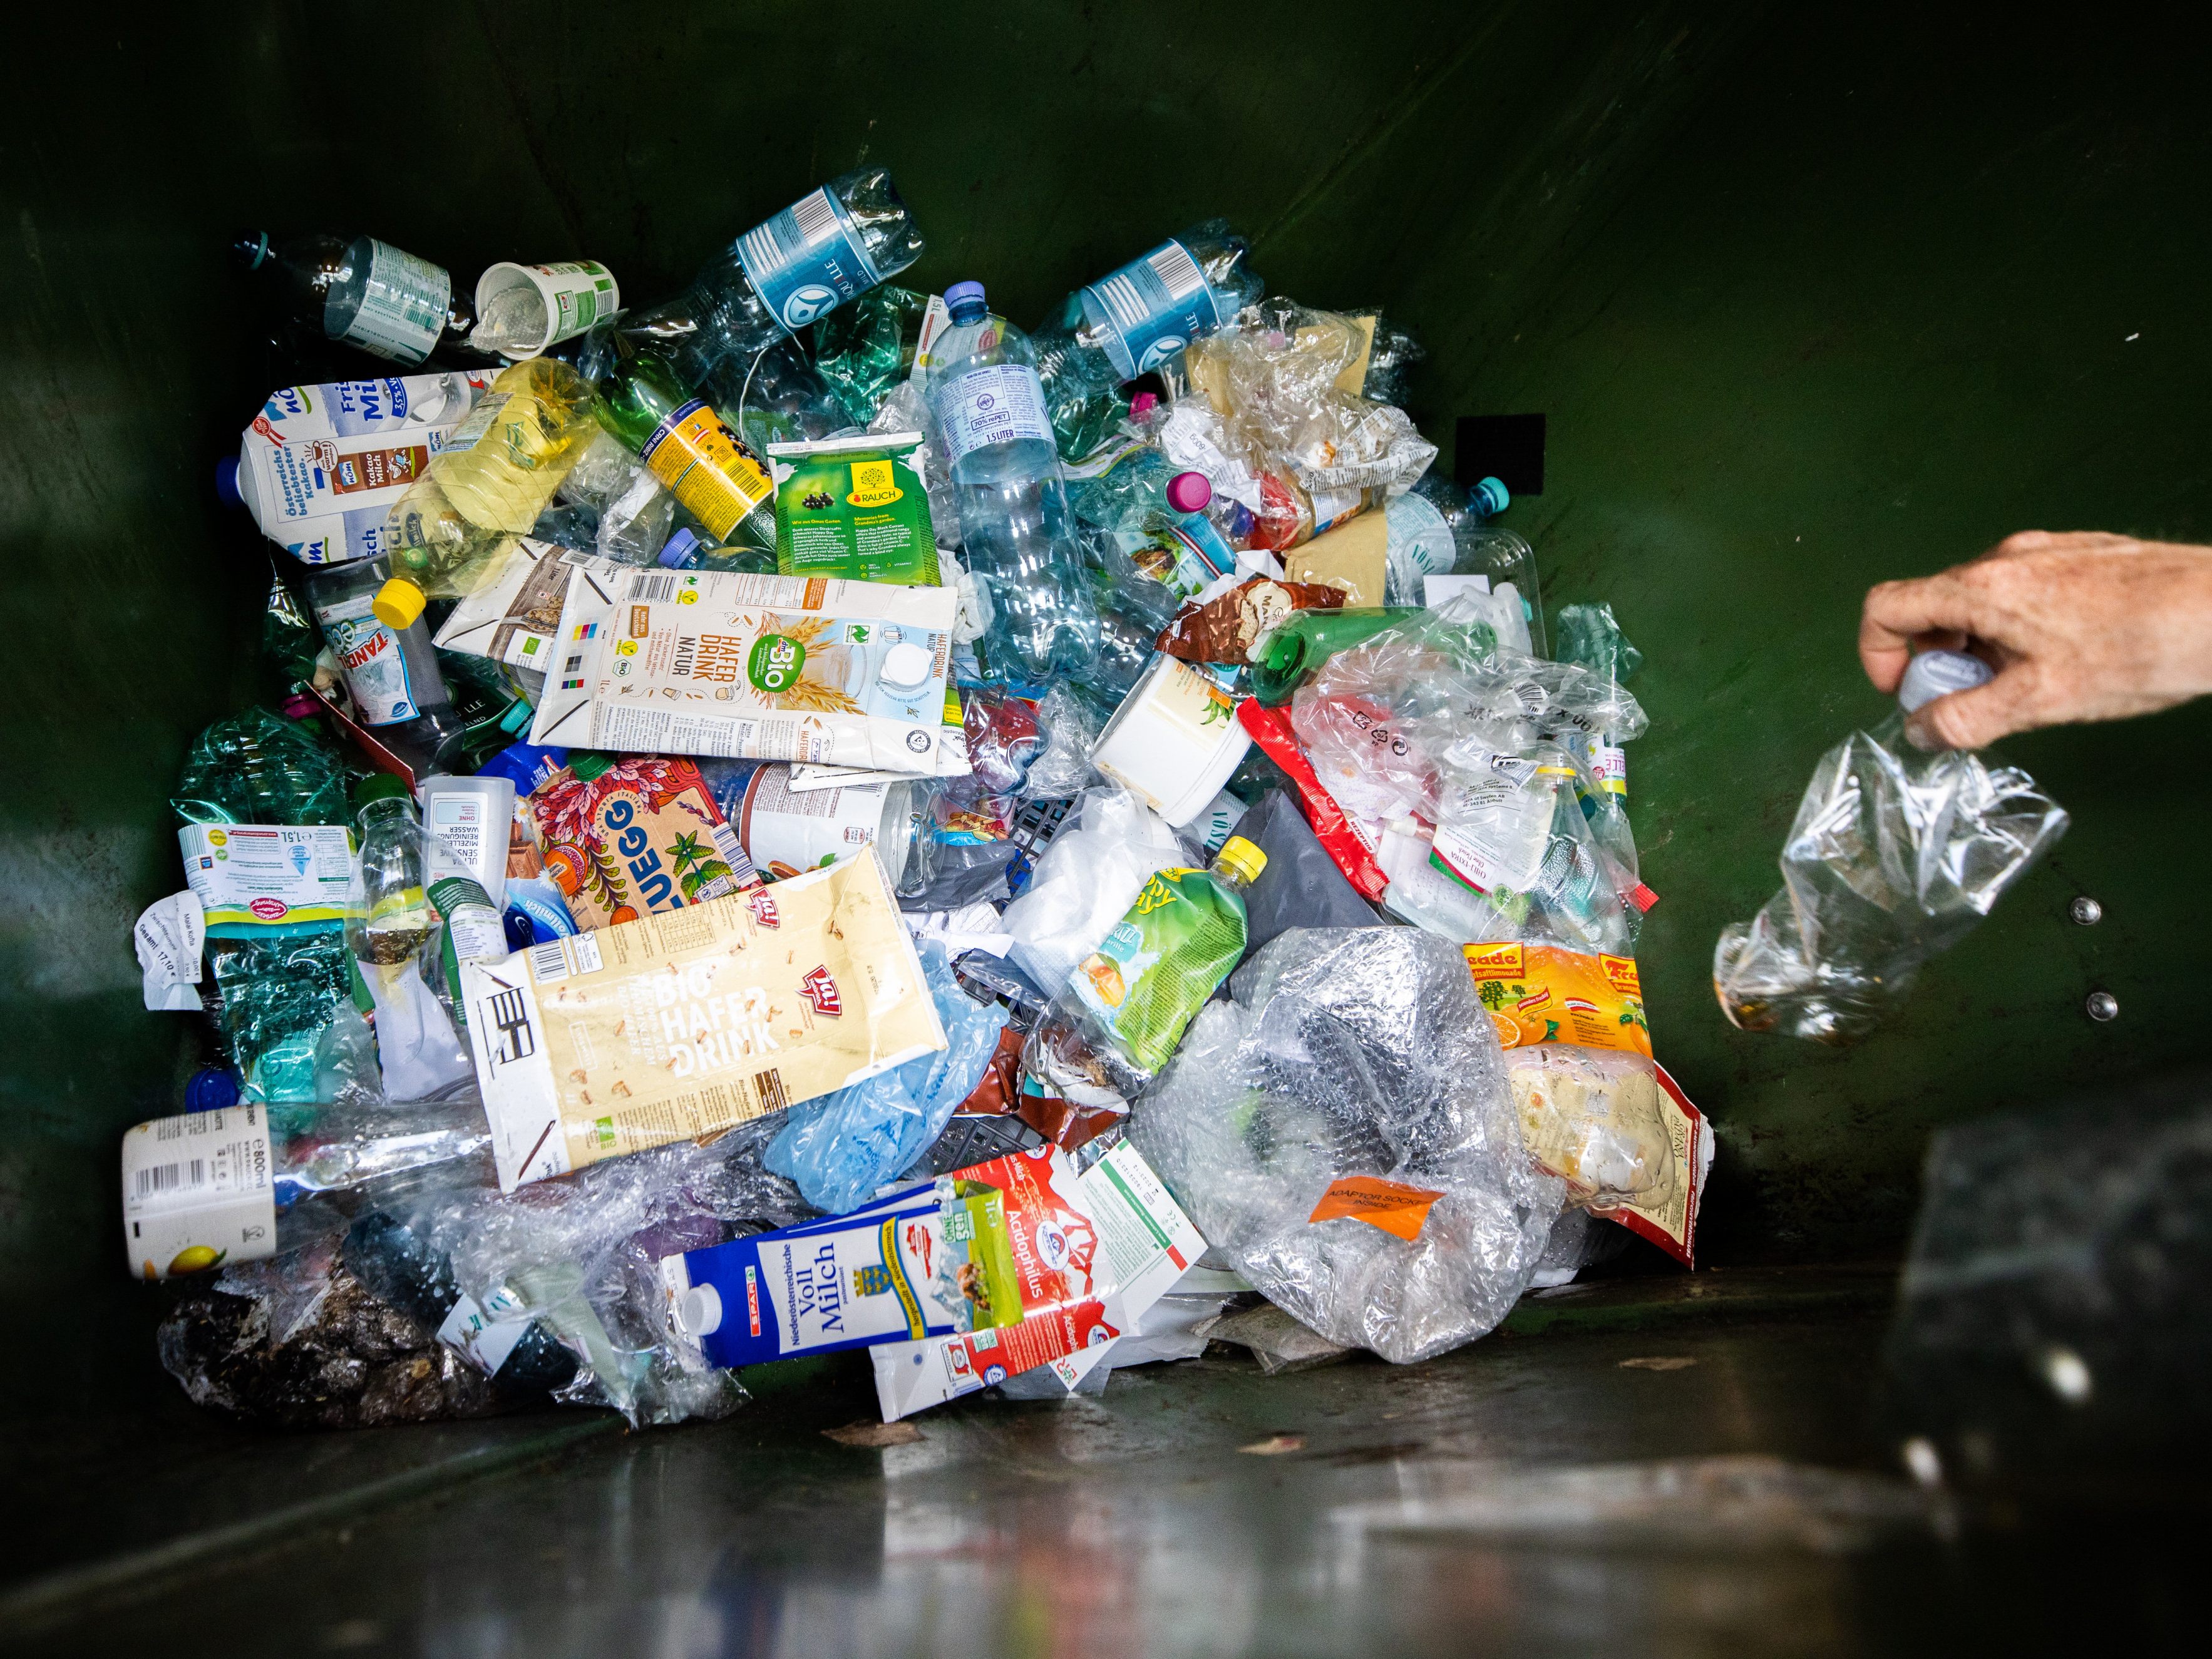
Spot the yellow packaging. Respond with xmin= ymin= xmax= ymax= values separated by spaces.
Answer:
xmin=640 ymin=399 xmax=775 ymax=539
xmin=460 ymin=853 xmax=944 ymax=1189
xmin=1462 ymin=942 xmax=1650 ymax=1056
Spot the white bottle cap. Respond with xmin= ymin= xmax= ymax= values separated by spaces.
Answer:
xmin=1898 ymin=649 xmax=1993 ymax=713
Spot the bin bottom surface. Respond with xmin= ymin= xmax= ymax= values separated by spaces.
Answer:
xmin=5 ymin=1266 xmax=2185 ymax=1656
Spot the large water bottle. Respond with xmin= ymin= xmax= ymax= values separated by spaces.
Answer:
xmin=926 ymin=282 xmax=1100 ymax=686
xmin=1032 ymin=221 xmax=1264 ymax=461
xmin=1383 ymin=474 xmax=1546 ymax=655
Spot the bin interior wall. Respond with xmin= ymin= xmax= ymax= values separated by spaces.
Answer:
xmin=3 ymin=1 xmax=2207 ymax=1422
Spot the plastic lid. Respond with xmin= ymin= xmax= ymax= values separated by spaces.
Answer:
xmin=498 ymin=697 xmax=534 ymax=735
xmin=1472 ymin=476 xmax=1510 ymax=518
xmin=658 ymin=528 xmax=701 ymax=569
xmin=372 ymin=577 xmax=427 ymax=630
xmin=1166 ymin=471 xmax=1212 ymax=514
xmin=185 ymin=1066 xmax=239 ymax=1114
xmin=1129 ymin=391 xmax=1160 ymax=421
xmin=1898 ymin=649 xmax=1993 ymax=714
xmin=231 ymin=231 xmax=272 ymax=271
xmin=214 ymin=456 xmax=242 ymax=507
xmin=1214 ymin=835 xmax=1268 ymax=885
xmin=567 ymin=752 xmax=612 ymax=782
xmin=944 ymin=280 xmax=987 ymax=317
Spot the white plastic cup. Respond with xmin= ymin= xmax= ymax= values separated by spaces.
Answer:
xmin=474 ymin=260 xmax=621 ymax=358
xmin=1091 ymin=657 xmax=1253 ymax=829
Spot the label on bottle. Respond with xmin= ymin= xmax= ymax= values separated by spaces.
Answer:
xmin=1429 ymin=756 xmax=1577 ymax=895
xmin=442 ymin=391 xmax=513 ymax=455
xmin=436 ymin=1286 xmax=534 ymax=1377
xmin=180 ymin=824 xmax=358 ymax=935
xmin=734 ymin=187 xmax=883 ymax=335
xmin=1080 ymin=239 xmax=1224 ymax=380
xmin=639 ymin=399 xmax=774 ymax=539
xmin=314 ymin=590 xmax=420 ymax=725
xmin=120 ymin=1106 xmax=279 ymax=1281
xmin=1385 ymin=491 xmax=1457 ymax=577
xmin=937 ymin=364 xmax=1053 ymax=463
xmin=424 ymin=791 xmax=502 ymax=891
xmin=338 ymin=240 xmax=451 ymax=366
xmin=430 ymin=875 xmax=508 ymax=965
xmin=1306 ymin=484 xmax=1366 ymax=539
xmin=1583 ymin=735 xmax=1628 ymax=798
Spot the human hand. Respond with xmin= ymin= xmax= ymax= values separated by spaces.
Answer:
xmin=1858 ymin=530 xmax=2212 ymax=748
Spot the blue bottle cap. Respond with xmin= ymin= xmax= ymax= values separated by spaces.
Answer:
xmin=1898 ymin=649 xmax=1993 ymax=714
xmin=658 ymin=528 xmax=701 ymax=569
xmin=498 ymin=697 xmax=534 ymax=735
xmin=1472 ymin=476 xmax=1510 ymax=518
xmin=185 ymin=1066 xmax=240 ymax=1114
xmin=944 ymin=280 xmax=987 ymax=319
xmin=215 ymin=456 xmax=242 ymax=507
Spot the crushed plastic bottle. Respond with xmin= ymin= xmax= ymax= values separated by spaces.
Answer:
xmin=1032 ymin=220 xmax=1264 ymax=460
xmin=1714 ymin=651 xmax=2069 ymax=1043
xmin=233 ymin=229 xmax=489 ymax=367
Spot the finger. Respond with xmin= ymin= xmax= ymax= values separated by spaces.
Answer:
xmin=1903 ymin=667 xmax=2041 ymax=751
xmin=1859 ymin=575 xmax=1977 ymax=691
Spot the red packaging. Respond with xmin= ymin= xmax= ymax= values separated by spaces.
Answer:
xmin=1237 ymin=701 xmax=1389 ymax=901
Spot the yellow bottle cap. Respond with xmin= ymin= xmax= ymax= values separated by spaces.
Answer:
xmin=373 ymin=577 xmax=428 ymax=630
xmin=1215 ymin=835 xmax=1267 ymax=885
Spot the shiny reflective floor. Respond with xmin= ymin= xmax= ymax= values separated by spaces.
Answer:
xmin=5 ymin=1268 xmax=2188 ymax=1656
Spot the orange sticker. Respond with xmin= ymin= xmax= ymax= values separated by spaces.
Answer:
xmin=1464 ymin=942 xmax=1652 ymax=1056
xmin=1308 ymin=1176 xmax=1446 ymax=1241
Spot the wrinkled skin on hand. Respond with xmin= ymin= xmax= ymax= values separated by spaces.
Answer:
xmin=1860 ymin=530 xmax=2212 ymax=748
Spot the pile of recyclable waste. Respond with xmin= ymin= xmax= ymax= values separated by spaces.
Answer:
xmin=128 ymin=177 xmax=1721 ymax=1430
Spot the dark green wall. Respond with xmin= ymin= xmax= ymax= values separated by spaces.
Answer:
xmin=3 ymin=1 xmax=2204 ymax=1419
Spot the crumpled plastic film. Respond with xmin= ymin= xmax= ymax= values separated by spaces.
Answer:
xmin=1129 ymin=927 xmax=1563 ymax=1364
xmin=436 ymin=1123 xmax=816 ymax=1426
xmin=1504 ymin=1047 xmax=1675 ymax=1211
xmin=766 ymin=942 xmax=1011 ymax=1213
xmin=1714 ymin=717 xmax=2069 ymax=1044
xmin=1183 ymin=299 xmax=1437 ymax=533
xmin=999 ymin=789 xmax=1190 ymax=995
xmin=1290 ymin=595 xmax=1647 ymax=826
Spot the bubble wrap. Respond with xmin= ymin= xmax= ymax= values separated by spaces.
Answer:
xmin=1129 ymin=927 xmax=1562 ymax=1363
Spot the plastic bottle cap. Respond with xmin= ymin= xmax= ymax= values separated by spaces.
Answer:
xmin=567 ymin=752 xmax=612 ymax=782
xmin=1166 ymin=471 xmax=1213 ymax=514
xmin=214 ymin=456 xmax=242 ymax=507
xmin=1473 ymin=476 xmax=1510 ymax=518
xmin=354 ymin=773 xmax=409 ymax=810
xmin=944 ymin=280 xmax=987 ymax=319
xmin=1129 ymin=391 xmax=1160 ymax=421
xmin=1215 ymin=835 xmax=1268 ymax=886
xmin=373 ymin=577 xmax=428 ymax=630
xmin=658 ymin=528 xmax=701 ymax=569
xmin=1898 ymin=649 xmax=1993 ymax=713
xmin=185 ymin=1066 xmax=240 ymax=1114
xmin=498 ymin=698 xmax=534 ymax=735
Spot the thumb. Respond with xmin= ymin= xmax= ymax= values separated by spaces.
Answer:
xmin=1905 ymin=666 xmax=2040 ymax=751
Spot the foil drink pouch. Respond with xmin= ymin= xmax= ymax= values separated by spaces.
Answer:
xmin=769 ymin=432 xmax=940 ymax=586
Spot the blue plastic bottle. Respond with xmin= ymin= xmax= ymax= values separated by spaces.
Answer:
xmin=925 ymin=281 xmax=1100 ymax=686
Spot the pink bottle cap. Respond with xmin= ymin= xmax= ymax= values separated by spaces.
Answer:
xmin=1129 ymin=391 xmax=1159 ymax=421
xmin=1166 ymin=471 xmax=1212 ymax=513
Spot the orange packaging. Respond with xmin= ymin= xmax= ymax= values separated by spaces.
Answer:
xmin=1463 ymin=942 xmax=1650 ymax=1057
xmin=1308 ymin=1176 xmax=1446 ymax=1241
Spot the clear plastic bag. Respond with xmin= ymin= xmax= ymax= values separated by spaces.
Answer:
xmin=1289 ymin=595 xmax=1647 ymax=828
xmin=999 ymin=788 xmax=1191 ymax=996
xmin=1019 ymin=686 xmax=1103 ymax=799
xmin=1714 ymin=716 xmax=2069 ymax=1043
xmin=1183 ymin=297 xmax=1438 ymax=542
xmin=764 ymin=942 xmax=1011 ymax=1213
xmin=1128 ymin=927 xmax=1562 ymax=1363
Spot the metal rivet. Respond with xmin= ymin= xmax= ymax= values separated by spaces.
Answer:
xmin=2086 ymin=991 xmax=2119 ymax=1022
xmin=2069 ymin=896 xmax=2102 ymax=925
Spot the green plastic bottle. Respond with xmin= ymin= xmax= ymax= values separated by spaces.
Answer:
xmin=1251 ymin=609 xmax=1424 ymax=707
xmin=1068 ymin=834 xmax=1268 ymax=1076
xmin=593 ymin=352 xmax=777 ymax=552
